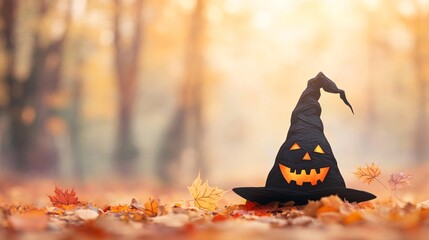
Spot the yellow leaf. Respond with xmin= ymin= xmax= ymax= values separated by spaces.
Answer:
xmin=188 ymin=172 xmax=224 ymax=211
xmin=144 ymin=198 xmax=159 ymax=217
xmin=354 ymin=163 xmax=381 ymax=184
xmin=109 ymin=205 xmax=130 ymax=213
xmin=320 ymin=195 xmax=344 ymax=211
xmin=303 ymin=200 xmax=322 ymax=217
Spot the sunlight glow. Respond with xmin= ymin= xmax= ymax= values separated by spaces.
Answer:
xmin=71 ymin=0 xmax=87 ymax=19
xmin=224 ymin=0 xmax=242 ymax=14
xmin=252 ymin=11 xmax=272 ymax=30
xmin=397 ymin=0 xmax=416 ymax=17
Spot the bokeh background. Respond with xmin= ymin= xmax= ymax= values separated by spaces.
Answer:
xmin=1 ymin=0 xmax=429 ymax=192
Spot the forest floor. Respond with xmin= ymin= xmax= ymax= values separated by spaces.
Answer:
xmin=1 ymin=169 xmax=429 ymax=240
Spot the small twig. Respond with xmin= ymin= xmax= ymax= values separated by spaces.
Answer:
xmin=392 ymin=188 xmax=407 ymax=204
xmin=374 ymin=177 xmax=390 ymax=192
xmin=374 ymin=177 xmax=393 ymax=202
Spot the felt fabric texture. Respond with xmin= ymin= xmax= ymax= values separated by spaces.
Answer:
xmin=233 ymin=72 xmax=376 ymax=205
xmin=233 ymin=187 xmax=376 ymax=205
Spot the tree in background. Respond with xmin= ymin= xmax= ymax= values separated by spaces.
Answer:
xmin=390 ymin=1 xmax=429 ymax=163
xmin=157 ymin=0 xmax=207 ymax=184
xmin=113 ymin=0 xmax=143 ymax=175
xmin=1 ymin=0 xmax=71 ymax=174
xmin=0 ymin=0 xmax=17 ymax=170
xmin=410 ymin=5 xmax=429 ymax=163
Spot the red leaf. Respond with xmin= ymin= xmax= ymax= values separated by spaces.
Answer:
xmin=48 ymin=186 xmax=80 ymax=208
xmin=212 ymin=214 xmax=229 ymax=222
xmin=241 ymin=201 xmax=258 ymax=211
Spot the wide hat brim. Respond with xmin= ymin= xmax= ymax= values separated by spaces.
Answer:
xmin=233 ymin=186 xmax=376 ymax=205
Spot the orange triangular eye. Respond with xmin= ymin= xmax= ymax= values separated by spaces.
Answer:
xmin=314 ymin=145 xmax=325 ymax=154
xmin=290 ymin=143 xmax=301 ymax=150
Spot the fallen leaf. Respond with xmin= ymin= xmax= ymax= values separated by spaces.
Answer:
xmin=320 ymin=195 xmax=344 ymax=211
xmin=241 ymin=201 xmax=258 ymax=211
xmin=357 ymin=201 xmax=374 ymax=209
xmin=144 ymin=198 xmax=159 ymax=217
xmin=304 ymin=200 xmax=322 ymax=217
xmin=212 ymin=214 xmax=229 ymax=222
xmin=339 ymin=201 xmax=358 ymax=215
xmin=316 ymin=205 xmax=338 ymax=215
xmin=48 ymin=186 xmax=80 ymax=208
xmin=403 ymin=202 xmax=417 ymax=213
xmin=130 ymin=198 xmax=144 ymax=211
xmin=354 ymin=163 xmax=381 ymax=184
xmin=188 ymin=173 xmax=224 ymax=211
xmin=108 ymin=205 xmax=130 ymax=213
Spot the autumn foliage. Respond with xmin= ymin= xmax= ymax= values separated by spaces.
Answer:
xmin=1 ymin=169 xmax=429 ymax=239
xmin=48 ymin=186 xmax=80 ymax=208
xmin=188 ymin=173 xmax=224 ymax=211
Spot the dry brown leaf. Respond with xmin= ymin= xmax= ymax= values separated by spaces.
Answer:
xmin=320 ymin=195 xmax=344 ymax=210
xmin=304 ymin=200 xmax=323 ymax=217
xmin=188 ymin=173 xmax=224 ymax=211
xmin=144 ymin=198 xmax=159 ymax=217
xmin=354 ymin=163 xmax=381 ymax=184
xmin=130 ymin=198 xmax=144 ymax=211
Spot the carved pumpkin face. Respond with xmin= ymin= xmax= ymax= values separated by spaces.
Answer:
xmin=278 ymin=142 xmax=330 ymax=186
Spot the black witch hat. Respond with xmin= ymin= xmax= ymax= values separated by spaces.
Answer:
xmin=233 ymin=72 xmax=376 ymax=205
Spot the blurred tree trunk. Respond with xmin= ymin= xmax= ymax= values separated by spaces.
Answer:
xmin=412 ymin=9 xmax=429 ymax=163
xmin=157 ymin=0 xmax=207 ymax=184
xmin=0 ymin=0 xmax=18 ymax=169
xmin=2 ymin=0 xmax=71 ymax=174
xmin=70 ymin=76 xmax=83 ymax=179
xmin=388 ymin=1 xmax=429 ymax=163
xmin=362 ymin=5 xmax=388 ymax=155
xmin=113 ymin=0 xmax=143 ymax=175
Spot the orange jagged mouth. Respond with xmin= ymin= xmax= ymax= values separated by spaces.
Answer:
xmin=279 ymin=164 xmax=330 ymax=186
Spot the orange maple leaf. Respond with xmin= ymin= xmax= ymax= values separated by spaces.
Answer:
xmin=354 ymin=163 xmax=381 ymax=184
xmin=48 ymin=186 xmax=80 ymax=208
xmin=143 ymin=198 xmax=160 ymax=217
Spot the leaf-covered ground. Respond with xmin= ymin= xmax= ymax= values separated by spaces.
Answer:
xmin=1 ymin=171 xmax=429 ymax=240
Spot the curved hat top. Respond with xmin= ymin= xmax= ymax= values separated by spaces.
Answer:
xmin=288 ymin=72 xmax=353 ymax=137
xmin=233 ymin=72 xmax=376 ymax=205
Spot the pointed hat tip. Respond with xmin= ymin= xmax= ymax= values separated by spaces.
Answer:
xmin=317 ymin=72 xmax=325 ymax=77
xmin=308 ymin=72 xmax=354 ymax=115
